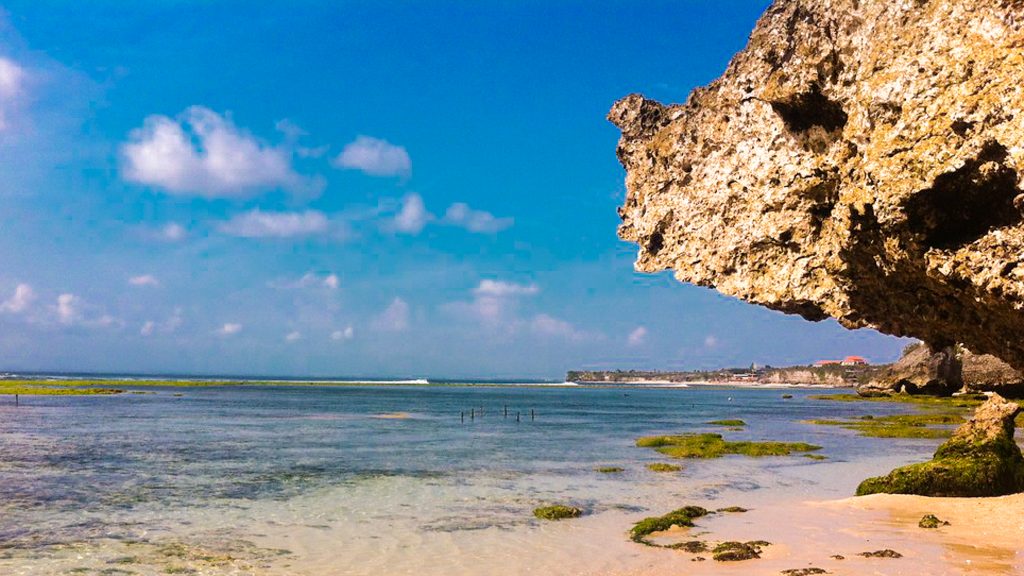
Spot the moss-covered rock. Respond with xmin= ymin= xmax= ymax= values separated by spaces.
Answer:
xmin=595 ymin=466 xmax=625 ymax=473
xmin=781 ymin=569 xmax=827 ymax=576
xmin=858 ymin=549 xmax=902 ymax=558
xmin=629 ymin=506 xmax=708 ymax=543
xmin=533 ymin=505 xmax=583 ymax=520
xmin=918 ymin=514 xmax=949 ymax=528
xmin=711 ymin=541 xmax=768 ymax=561
xmin=666 ymin=540 xmax=708 ymax=553
xmin=805 ymin=413 xmax=963 ymax=439
xmin=637 ymin=433 xmax=820 ymax=458
xmin=708 ymin=419 xmax=746 ymax=426
xmin=857 ymin=394 xmax=1024 ymax=497
xmin=646 ymin=462 xmax=682 ymax=472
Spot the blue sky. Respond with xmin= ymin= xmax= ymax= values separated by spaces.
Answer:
xmin=0 ymin=1 xmax=910 ymax=379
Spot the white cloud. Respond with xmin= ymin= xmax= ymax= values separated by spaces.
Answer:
xmin=0 ymin=283 xmax=35 ymax=314
xmin=121 ymin=106 xmax=320 ymax=198
xmin=285 ymin=331 xmax=301 ymax=342
xmin=332 ymin=325 xmax=354 ymax=341
xmin=129 ymin=274 xmax=159 ymax=287
xmin=444 ymin=280 xmax=538 ymax=329
xmin=218 ymin=322 xmax=242 ymax=336
xmin=333 ymin=136 xmax=411 ymax=177
xmin=530 ymin=313 xmax=589 ymax=342
xmin=390 ymin=193 xmax=432 ymax=234
xmin=473 ymin=280 xmax=539 ymax=298
xmin=443 ymin=203 xmax=513 ymax=233
xmin=627 ymin=326 xmax=648 ymax=347
xmin=161 ymin=222 xmax=186 ymax=241
xmin=55 ymin=293 xmax=79 ymax=325
xmin=704 ymin=334 xmax=719 ymax=348
xmin=270 ymin=271 xmax=340 ymax=290
xmin=140 ymin=320 xmax=156 ymax=336
xmin=373 ymin=297 xmax=410 ymax=332
xmin=0 ymin=57 xmax=26 ymax=132
xmin=142 ymin=307 xmax=183 ymax=336
xmin=219 ymin=209 xmax=328 ymax=238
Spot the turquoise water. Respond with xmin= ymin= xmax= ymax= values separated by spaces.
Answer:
xmin=0 ymin=385 xmax=943 ymax=575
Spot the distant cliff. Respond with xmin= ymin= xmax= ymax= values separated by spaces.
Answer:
xmin=567 ymin=364 xmax=881 ymax=386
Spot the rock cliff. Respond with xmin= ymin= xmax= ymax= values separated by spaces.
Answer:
xmin=610 ymin=0 xmax=1024 ymax=369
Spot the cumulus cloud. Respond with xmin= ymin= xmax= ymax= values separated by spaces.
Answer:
xmin=219 ymin=209 xmax=328 ymax=238
xmin=373 ymin=297 xmax=410 ymax=332
xmin=390 ymin=193 xmax=432 ymax=234
xmin=0 ymin=57 xmax=26 ymax=132
xmin=627 ymin=326 xmax=647 ymax=347
xmin=444 ymin=280 xmax=538 ymax=329
xmin=218 ymin=322 xmax=243 ymax=336
xmin=443 ymin=203 xmax=513 ymax=233
xmin=121 ymin=106 xmax=321 ymax=198
xmin=333 ymin=136 xmax=411 ymax=177
xmin=0 ymin=283 xmax=35 ymax=314
xmin=332 ymin=325 xmax=354 ymax=341
xmin=324 ymin=274 xmax=339 ymax=290
xmin=55 ymin=293 xmax=79 ymax=325
xmin=129 ymin=274 xmax=159 ymax=287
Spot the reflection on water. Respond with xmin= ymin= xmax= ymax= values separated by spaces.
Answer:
xmin=0 ymin=385 xmax=950 ymax=574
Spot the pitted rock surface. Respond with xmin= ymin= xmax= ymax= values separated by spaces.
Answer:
xmin=610 ymin=0 xmax=1024 ymax=369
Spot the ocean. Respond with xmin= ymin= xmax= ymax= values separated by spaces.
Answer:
xmin=0 ymin=383 xmax=945 ymax=575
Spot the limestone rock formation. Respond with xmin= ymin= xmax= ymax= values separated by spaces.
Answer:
xmin=857 ymin=343 xmax=961 ymax=396
xmin=961 ymin=349 xmax=1024 ymax=397
xmin=857 ymin=394 xmax=1024 ymax=496
xmin=610 ymin=0 xmax=1024 ymax=369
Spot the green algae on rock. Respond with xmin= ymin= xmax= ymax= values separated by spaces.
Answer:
xmin=711 ymin=540 xmax=769 ymax=561
xmin=918 ymin=514 xmax=950 ymax=528
xmin=707 ymin=419 xmax=746 ymax=427
xmin=533 ymin=505 xmax=583 ymax=521
xmin=646 ymin=462 xmax=682 ymax=472
xmin=716 ymin=506 xmax=747 ymax=513
xmin=629 ymin=506 xmax=708 ymax=544
xmin=595 ymin=466 xmax=625 ymax=473
xmin=857 ymin=394 xmax=1024 ymax=497
xmin=665 ymin=540 xmax=708 ymax=553
xmin=637 ymin=433 xmax=820 ymax=458
xmin=781 ymin=568 xmax=827 ymax=576
xmin=858 ymin=549 xmax=903 ymax=558
xmin=804 ymin=413 xmax=964 ymax=439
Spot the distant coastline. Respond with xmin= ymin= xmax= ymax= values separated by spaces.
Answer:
xmin=567 ymin=363 xmax=886 ymax=388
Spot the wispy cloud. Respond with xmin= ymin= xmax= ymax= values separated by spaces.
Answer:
xmin=444 ymin=280 xmax=539 ymax=330
xmin=129 ymin=274 xmax=159 ymax=287
xmin=0 ymin=283 xmax=35 ymax=314
xmin=333 ymin=135 xmax=411 ymax=177
xmin=332 ymin=325 xmax=354 ymax=341
xmin=443 ymin=203 xmax=513 ymax=233
xmin=285 ymin=330 xmax=301 ymax=342
xmin=627 ymin=326 xmax=647 ymax=347
xmin=217 ymin=322 xmax=243 ymax=336
xmin=0 ymin=57 xmax=26 ymax=132
xmin=373 ymin=297 xmax=410 ymax=332
xmin=270 ymin=271 xmax=339 ymax=290
xmin=219 ymin=209 xmax=329 ymax=238
xmin=121 ymin=106 xmax=322 ymax=198
xmin=530 ymin=313 xmax=590 ymax=342
xmin=55 ymin=293 xmax=79 ymax=325
xmin=140 ymin=307 xmax=183 ymax=337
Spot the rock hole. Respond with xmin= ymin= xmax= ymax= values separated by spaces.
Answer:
xmin=904 ymin=142 xmax=1022 ymax=250
xmin=770 ymin=86 xmax=848 ymax=133
xmin=646 ymin=230 xmax=665 ymax=256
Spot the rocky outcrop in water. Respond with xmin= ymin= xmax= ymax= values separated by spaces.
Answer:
xmin=961 ymin=349 xmax=1024 ymax=397
xmin=610 ymin=0 xmax=1024 ymax=370
xmin=857 ymin=394 xmax=1024 ymax=496
xmin=857 ymin=343 xmax=961 ymax=396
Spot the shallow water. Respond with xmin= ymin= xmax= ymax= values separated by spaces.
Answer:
xmin=0 ymin=385 xmax=950 ymax=575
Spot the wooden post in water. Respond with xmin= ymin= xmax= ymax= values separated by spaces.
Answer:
xmin=471 ymin=408 xmax=475 ymax=421
xmin=504 ymin=405 xmax=508 ymax=418
xmin=15 ymin=394 xmax=18 ymax=407
xmin=461 ymin=411 xmax=464 ymax=423
xmin=531 ymin=409 xmax=535 ymax=421
xmin=516 ymin=411 xmax=520 ymax=423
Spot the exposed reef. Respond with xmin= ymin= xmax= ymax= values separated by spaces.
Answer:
xmin=610 ymin=0 xmax=1024 ymax=370
xmin=857 ymin=394 xmax=1024 ymax=496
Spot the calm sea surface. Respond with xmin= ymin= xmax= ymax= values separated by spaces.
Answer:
xmin=0 ymin=385 xmax=943 ymax=575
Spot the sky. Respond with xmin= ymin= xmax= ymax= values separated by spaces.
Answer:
xmin=0 ymin=1 xmax=911 ymax=379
